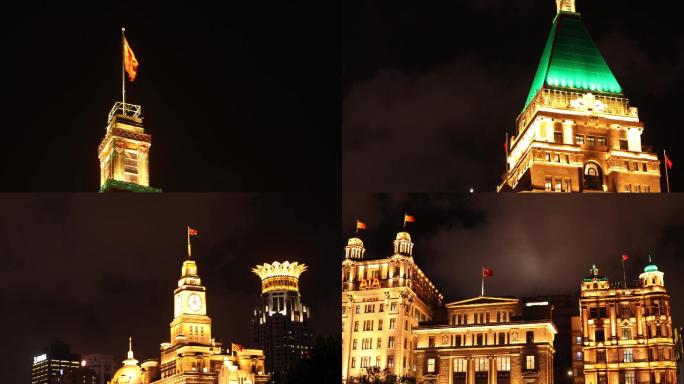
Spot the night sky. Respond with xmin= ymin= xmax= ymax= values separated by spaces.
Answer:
xmin=0 ymin=193 xmax=340 ymax=383
xmin=343 ymin=0 xmax=684 ymax=192
xmin=0 ymin=1 xmax=339 ymax=192
xmin=343 ymin=193 xmax=684 ymax=322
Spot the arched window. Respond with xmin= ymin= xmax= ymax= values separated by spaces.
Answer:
xmin=585 ymin=163 xmax=599 ymax=176
xmin=584 ymin=162 xmax=603 ymax=190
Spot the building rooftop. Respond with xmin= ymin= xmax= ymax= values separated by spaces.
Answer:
xmin=525 ymin=11 xmax=622 ymax=108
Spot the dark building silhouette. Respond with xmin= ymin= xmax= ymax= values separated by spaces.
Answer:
xmin=31 ymin=341 xmax=83 ymax=384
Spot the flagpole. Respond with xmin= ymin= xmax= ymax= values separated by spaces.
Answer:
xmin=187 ymin=227 xmax=191 ymax=259
xmin=403 ymin=211 xmax=406 ymax=229
xmin=505 ymin=132 xmax=509 ymax=170
xmin=355 ymin=220 xmax=359 ymax=235
xmin=481 ymin=267 xmax=484 ymax=297
xmin=621 ymin=257 xmax=626 ymax=288
xmin=121 ymin=27 xmax=126 ymax=115
xmin=664 ymin=150 xmax=671 ymax=193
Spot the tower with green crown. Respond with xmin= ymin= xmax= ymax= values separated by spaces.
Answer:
xmin=498 ymin=0 xmax=661 ymax=193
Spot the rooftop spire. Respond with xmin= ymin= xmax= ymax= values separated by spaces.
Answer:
xmin=556 ymin=0 xmax=576 ymax=14
xmin=127 ymin=337 xmax=134 ymax=360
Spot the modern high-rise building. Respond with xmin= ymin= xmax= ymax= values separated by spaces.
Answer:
xmin=341 ymin=232 xmax=444 ymax=383
xmin=31 ymin=341 xmax=82 ymax=384
xmin=82 ymin=353 xmax=114 ymax=384
xmin=578 ymin=262 xmax=677 ymax=384
xmin=413 ymin=296 xmax=557 ymax=384
xmin=98 ymin=102 xmax=160 ymax=192
xmin=498 ymin=0 xmax=661 ymax=193
xmin=250 ymin=261 xmax=313 ymax=375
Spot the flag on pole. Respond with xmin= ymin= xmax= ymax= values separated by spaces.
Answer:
xmin=123 ymin=37 xmax=139 ymax=82
xmin=665 ymin=152 xmax=673 ymax=169
xmin=504 ymin=135 xmax=508 ymax=154
xmin=356 ymin=220 xmax=367 ymax=232
xmin=404 ymin=214 xmax=415 ymax=223
xmin=188 ymin=227 xmax=199 ymax=236
xmin=622 ymin=254 xmax=629 ymax=262
xmin=482 ymin=267 xmax=494 ymax=277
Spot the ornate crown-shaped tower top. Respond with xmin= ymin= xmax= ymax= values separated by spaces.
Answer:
xmin=252 ymin=261 xmax=308 ymax=294
xmin=393 ymin=231 xmax=414 ymax=256
xmin=344 ymin=237 xmax=366 ymax=260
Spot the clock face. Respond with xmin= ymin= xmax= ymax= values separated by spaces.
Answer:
xmin=188 ymin=293 xmax=203 ymax=312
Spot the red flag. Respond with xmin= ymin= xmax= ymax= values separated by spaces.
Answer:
xmin=232 ymin=343 xmax=244 ymax=353
xmin=188 ymin=227 xmax=198 ymax=236
xmin=483 ymin=267 xmax=494 ymax=277
xmin=123 ymin=37 xmax=139 ymax=82
xmin=404 ymin=214 xmax=415 ymax=223
xmin=665 ymin=153 xmax=673 ymax=169
xmin=622 ymin=254 xmax=629 ymax=262
xmin=356 ymin=220 xmax=367 ymax=231
xmin=504 ymin=137 xmax=508 ymax=154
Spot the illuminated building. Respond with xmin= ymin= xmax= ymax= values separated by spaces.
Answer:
xmin=578 ymin=263 xmax=677 ymax=384
xmin=341 ymin=232 xmax=444 ymax=383
xmin=31 ymin=341 xmax=82 ymax=384
xmin=413 ymin=297 xmax=557 ymax=384
xmin=674 ymin=327 xmax=683 ymax=384
xmin=109 ymin=254 xmax=270 ymax=384
xmin=83 ymin=354 xmax=114 ymax=384
xmin=98 ymin=102 xmax=160 ymax=192
xmin=499 ymin=0 xmax=661 ymax=193
xmin=250 ymin=261 xmax=312 ymax=375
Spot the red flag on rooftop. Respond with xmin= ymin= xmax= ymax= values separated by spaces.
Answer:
xmin=482 ymin=267 xmax=494 ymax=277
xmin=622 ymin=254 xmax=629 ymax=262
xmin=123 ymin=37 xmax=139 ymax=82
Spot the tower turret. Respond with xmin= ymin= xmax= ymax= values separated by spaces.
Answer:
xmin=393 ymin=231 xmax=414 ymax=256
xmin=344 ymin=237 xmax=366 ymax=260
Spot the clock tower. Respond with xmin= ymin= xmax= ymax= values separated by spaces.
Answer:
xmin=170 ymin=258 xmax=212 ymax=346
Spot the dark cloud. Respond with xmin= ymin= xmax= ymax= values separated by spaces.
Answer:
xmin=344 ymin=1 xmax=684 ymax=192
xmin=0 ymin=193 xmax=339 ymax=383
xmin=343 ymin=193 xmax=684 ymax=320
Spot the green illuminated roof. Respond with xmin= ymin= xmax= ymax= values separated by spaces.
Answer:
xmin=99 ymin=179 xmax=162 ymax=193
xmin=644 ymin=264 xmax=659 ymax=273
xmin=524 ymin=12 xmax=623 ymax=108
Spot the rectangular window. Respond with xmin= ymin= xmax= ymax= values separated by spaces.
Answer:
xmin=389 ymin=318 xmax=396 ymax=330
xmin=595 ymin=329 xmax=605 ymax=343
xmin=390 ymin=302 xmax=397 ymax=312
xmin=644 ymin=186 xmax=650 ymax=193
xmin=525 ymin=355 xmax=535 ymax=370
xmin=625 ymin=372 xmax=636 ymax=384
xmin=355 ymin=305 xmax=360 ymax=314
xmin=428 ymin=336 xmax=435 ymax=348
xmin=622 ymin=327 xmax=632 ymax=340
xmin=387 ymin=356 xmax=394 ymax=368
xmin=624 ymin=349 xmax=634 ymax=363
xmin=453 ymin=358 xmax=467 ymax=373
xmin=476 ymin=334 xmax=483 ymax=346
xmin=378 ymin=320 xmax=383 ymax=331
xmin=353 ymin=321 xmax=359 ymax=332
xmin=587 ymin=136 xmax=596 ymax=145
xmin=576 ymin=336 xmax=582 ymax=345
xmin=379 ymin=303 xmax=384 ymax=312
xmin=545 ymin=152 xmax=551 ymax=162
xmin=635 ymin=185 xmax=641 ymax=193
xmin=576 ymin=134 xmax=585 ymax=145
xmin=554 ymin=153 xmax=561 ymax=162
xmin=475 ymin=358 xmax=489 ymax=372
xmin=554 ymin=132 xmax=563 ymax=143
xmin=498 ymin=333 xmax=506 ymax=345
xmin=526 ymin=331 xmax=534 ymax=343
xmin=597 ymin=350 xmax=606 ymax=363
xmin=597 ymin=137 xmax=607 ymax=146
xmin=625 ymin=184 xmax=632 ymax=193
xmin=388 ymin=337 xmax=395 ymax=349
xmin=576 ymin=351 xmax=583 ymax=361
xmin=496 ymin=356 xmax=511 ymax=371
xmin=351 ymin=357 xmax=356 ymax=368
xmin=427 ymin=358 xmax=436 ymax=373
xmin=352 ymin=339 xmax=357 ymax=350
xmin=620 ymin=139 xmax=628 ymax=150
xmin=625 ymin=161 xmax=631 ymax=171
xmin=565 ymin=154 xmax=570 ymax=164
xmin=554 ymin=178 xmax=562 ymax=192
xmin=545 ymin=177 xmax=552 ymax=191
xmin=376 ymin=356 xmax=381 ymax=368
xmin=377 ymin=338 xmax=382 ymax=349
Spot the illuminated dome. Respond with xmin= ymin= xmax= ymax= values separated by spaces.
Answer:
xmin=111 ymin=338 xmax=143 ymax=384
xmin=347 ymin=237 xmax=364 ymax=247
xmin=644 ymin=263 xmax=659 ymax=273
xmin=396 ymin=232 xmax=411 ymax=241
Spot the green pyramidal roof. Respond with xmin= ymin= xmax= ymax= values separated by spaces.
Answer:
xmin=524 ymin=12 xmax=623 ymax=108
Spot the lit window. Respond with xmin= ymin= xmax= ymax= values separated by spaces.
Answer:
xmin=622 ymin=328 xmax=632 ymax=340
xmin=427 ymin=358 xmax=436 ymax=373
xmin=453 ymin=358 xmax=466 ymax=372
xmin=625 ymin=372 xmax=636 ymax=384
xmin=352 ymin=339 xmax=357 ymax=350
xmin=575 ymin=135 xmax=585 ymax=145
xmin=597 ymin=137 xmax=606 ymax=146
xmin=545 ymin=177 xmax=552 ymax=191
xmin=389 ymin=318 xmax=396 ymax=330
xmin=351 ymin=358 xmax=356 ymax=368
xmin=526 ymin=355 xmax=535 ymax=370
xmin=587 ymin=136 xmax=596 ymax=145
xmin=387 ymin=355 xmax=394 ymax=368
xmin=625 ymin=184 xmax=632 ymax=193
xmin=388 ymin=337 xmax=395 ymax=348
xmin=475 ymin=358 xmax=489 ymax=372
xmin=545 ymin=152 xmax=551 ymax=162
xmin=624 ymin=349 xmax=633 ymax=363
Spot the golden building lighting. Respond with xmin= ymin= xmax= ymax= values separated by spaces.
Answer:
xmin=414 ymin=297 xmax=557 ymax=384
xmin=108 ymin=251 xmax=269 ymax=384
xmin=577 ymin=263 xmax=677 ymax=384
xmin=341 ymin=232 xmax=444 ymax=383
xmin=98 ymin=102 xmax=160 ymax=193
xmin=498 ymin=0 xmax=661 ymax=193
